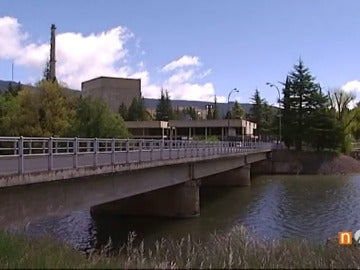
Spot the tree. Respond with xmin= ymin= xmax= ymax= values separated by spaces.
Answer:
xmin=305 ymin=90 xmax=342 ymax=150
xmin=249 ymin=89 xmax=277 ymax=141
xmin=0 ymin=92 xmax=23 ymax=136
xmin=183 ymin=106 xmax=199 ymax=120
xmin=173 ymin=106 xmax=182 ymax=120
xmin=155 ymin=89 xmax=173 ymax=121
xmin=3 ymin=88 xmax=43 ymax=136
xmin=213 ymin=95 xmax=220 ymax=119
xmin=282 ymin=59 xmax=323 ymax=150
xmin=127 ymin=97 xmax=148 ymax=121
xmin=329 ymin=88 xmax=359 ymax=152
xmin=118 ymin=102 xmax=128 ymax=120
xmin=231 ymin=100 xmax=244 ymax=119
xmin=206 ymin=105 xmax=213 ymax=120
xmin=282 ymin=76 xmax=294 ymax=147
xmin=36 ymin=80 xmax=74 ymax=136
xmin=67 ymin=96 xmax=129 ymax=138
xmin=282 ymin=59 xmax=342 ymax=151
xmin=43 ymin=60 xmax=51 ymax=81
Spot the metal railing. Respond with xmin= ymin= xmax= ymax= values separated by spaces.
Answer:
xmin=0 ymin=137 xmax=272 ymax=176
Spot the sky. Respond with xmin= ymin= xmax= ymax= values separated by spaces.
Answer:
xmin=0 ymin=0 xmax=360 ymax=105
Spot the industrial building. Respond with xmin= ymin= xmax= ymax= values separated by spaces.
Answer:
xmin=81 ymin=76 xmax=141 ymax=112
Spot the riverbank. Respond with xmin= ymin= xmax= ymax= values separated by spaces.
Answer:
xmin=1 ymin=226 xmax=359 ymax=269
xmin=252 ymin=149 xmax=360 ymax=175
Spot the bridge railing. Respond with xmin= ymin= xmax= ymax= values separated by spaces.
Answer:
xmin=0 ymin=137 xmax=272 ymax=175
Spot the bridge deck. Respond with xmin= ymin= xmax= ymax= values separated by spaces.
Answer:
xmin=0 ymin=137 xmax=272 ymax=187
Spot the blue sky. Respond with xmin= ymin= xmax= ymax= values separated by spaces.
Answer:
xmin=0 ymin=0 xmax=359 ymax=105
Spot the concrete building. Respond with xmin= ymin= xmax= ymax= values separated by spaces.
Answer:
xmin=125 ymin=119 xmax=257 ymax=141
xmin=81 ymin=76 xmax=141 ymax=112
xmin=125 ymin=121 xmax=170 ymax=139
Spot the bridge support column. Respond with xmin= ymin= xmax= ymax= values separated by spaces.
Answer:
xmin=90 ymin=180 xmax=200 ymax=218
xmin=202 ymin=165 xmax=251 ymax=186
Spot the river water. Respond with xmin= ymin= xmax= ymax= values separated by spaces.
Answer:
xmin=14 ymin=174 xmax=360 ymax=251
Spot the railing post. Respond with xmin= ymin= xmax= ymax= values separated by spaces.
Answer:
xmin=139 ymin=139 xmax=143 ymax=162
xmin=177 ymin=141 xmax=181 ymax=159
xmin=18 ymin=136 xmax=24 ymax=174
xmin=150 ymin=140 xmax=154 ymax=161
xmin=196 ymin=141 xmax=199 ymax=157
xmin=111 ymin=138 xmax=115 ymax=165
xmin=94 ymin=138 xmax=98 ymax=167
xmin=190 ymin=141 xmax=193 ymax=157
xmin=126 ymin=139 xmax=129 ymax=164
xmin=48 ymin=137 xmax=53 ymax=171
xmin=13 ymin=140 xmax=17 ymax=155
xmin=74 ymin=137 xmax=78 ymax=168
xmin=160 ymin=140 xmax=164 ymax=160
xmin=169 ymin=139 xmax=172 ymax=160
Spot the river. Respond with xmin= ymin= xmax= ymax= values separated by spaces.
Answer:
xmin=13 ymin=174 xmax=360 ymax=251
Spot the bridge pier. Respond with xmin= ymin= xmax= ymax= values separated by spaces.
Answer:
xmin=90 ymin=180 xmax=200 ymax=218
xmin=202 ymin=165 xmax=251 ymax=186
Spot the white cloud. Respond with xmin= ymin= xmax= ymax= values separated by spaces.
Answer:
xmin=342 ymin=80 xmax=360 ymax=94
xmin=161 ymin=55 xmax=200 ymax=72
xmin=0 ymin=16 xmax=222 ymax=102
xmin=341 ymin=80 xmax=360 ymax=109
xmin=0 ymin=16 xmax=26 ymax=59
xmin=160 ymin=55 xmax=223 ymax=101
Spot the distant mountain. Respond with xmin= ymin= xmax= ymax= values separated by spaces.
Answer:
xmin=0 ymin=80 xmax=18 ymax=92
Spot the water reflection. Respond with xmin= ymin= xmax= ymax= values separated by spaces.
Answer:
xmin=15 ymin=174 xmax=360 ymax=251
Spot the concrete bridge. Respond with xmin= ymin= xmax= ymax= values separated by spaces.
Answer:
xmin=0 ymin=136 xmax=272 ymax=229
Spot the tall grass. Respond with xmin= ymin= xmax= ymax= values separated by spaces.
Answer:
xmin=1 ymin=225 xmax=359 ymax=269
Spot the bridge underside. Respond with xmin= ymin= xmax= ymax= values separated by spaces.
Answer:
xmin=0 ymin=151 xmax=268 ymax=229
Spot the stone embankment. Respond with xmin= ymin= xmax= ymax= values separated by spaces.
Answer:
xmin=252 ymin=149 xmax=360 ymax=175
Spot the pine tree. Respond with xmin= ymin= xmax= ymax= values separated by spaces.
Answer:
xmin=231 ymin=100 xmax=244 ymax=119
xmin=249 ymin=89 xmax=276 ymax=140
xmin=127 ymin=97 xmax=147 ymax=121
xmin=213 ymin=95 xmax=220 ymax=119
xmin=282 ymin=59 xmax=341 ymax=150
xmin=206 ymin=105 xmax=213 ymax=120
xmin=118 ymin=102 xmax=128 ymax=120
xmin=155 ymin=89 xmax=173 ymax=121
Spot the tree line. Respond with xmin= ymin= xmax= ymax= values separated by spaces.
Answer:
xmin=0 ymin=80 xmax=129 ymax=138
xmin=1 ymin=58 xmax=359 ymax=153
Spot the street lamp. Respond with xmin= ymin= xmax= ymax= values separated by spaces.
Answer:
xmin=266 ymin=82 xmax=282 ymax=145
xmin=227 ymin=88 xmax=239 ymax=140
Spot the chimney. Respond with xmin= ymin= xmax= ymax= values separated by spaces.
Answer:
xmin=50 ymin=24 xmax=56 ymax=81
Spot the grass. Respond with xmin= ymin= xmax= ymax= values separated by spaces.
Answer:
xmin=1 ymin=225 xmax=359 ymax=269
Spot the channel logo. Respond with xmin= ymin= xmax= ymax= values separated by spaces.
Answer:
xmin=338 ymin=230 xmax=360 ymax=245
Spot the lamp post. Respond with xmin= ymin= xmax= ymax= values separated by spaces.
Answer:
xmin=266 ymin=82 xmax=282 ymax=145
xmin=227 ymin=88 xmax=239 ymax=140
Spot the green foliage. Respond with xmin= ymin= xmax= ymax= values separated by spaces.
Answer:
xmin=127 ymin=97 xmax=148 ymax=121
xmin=281 ymin=59 xmax=340 ymax=151
xmin=173 ymin=106 xmax=182 ymax=120
xmin=231 ymin=100 xmax=244 ymax=119
xmin=2 ymin=226 xmax=360 ymax=269
xmin=6 ymin=82 xmax=21 ymax=97
xmin=206 ymin=104 xmax=213 ymax=120
xmin=36 ymin=80 xmax=75 ymax=136
xmin=213 ymin=95 xmax=220 ymax=119
xmin=183 ymin=106 xmax=199 ymax=120
xmin=67 ymin=95 xmax=129 ymax=138
xmin=118 ymin=102 xmax=128 ymax=120
xmin=249 ymin=89 xmax=277 ymax=139
xmin=155 ymin=89 xmax=173 ymax=120
xmin=0 ymin=80 xmax=130 ymax=138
